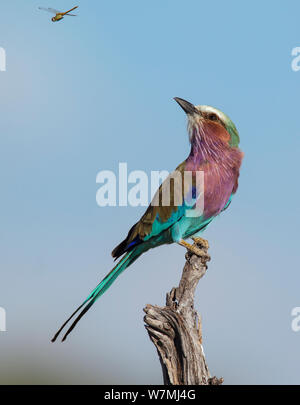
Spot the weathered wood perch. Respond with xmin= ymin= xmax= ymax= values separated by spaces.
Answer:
xmin=144 ymin=237 xmax=223 ymax=385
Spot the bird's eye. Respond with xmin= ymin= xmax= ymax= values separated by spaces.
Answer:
xmin=208 ymin=113 xmax=218 ymax=121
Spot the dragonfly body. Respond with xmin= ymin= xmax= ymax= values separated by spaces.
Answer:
xmin=38 ymin=6 xmax=78 ymax=22
xmin=52 ymin=13 xmax=65 ymax=23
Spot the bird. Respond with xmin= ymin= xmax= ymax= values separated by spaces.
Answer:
xmin=38 ymin=6 xmax=78 ymax=22
xmin=52 ymin=97 xmax=244 ymax=342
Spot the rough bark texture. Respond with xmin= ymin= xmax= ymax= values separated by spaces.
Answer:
xmin=144 ymin=238 xmax=223 ymax=385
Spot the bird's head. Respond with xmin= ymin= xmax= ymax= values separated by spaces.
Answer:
xmin=174 ymin=97 xmax=240 ymax=148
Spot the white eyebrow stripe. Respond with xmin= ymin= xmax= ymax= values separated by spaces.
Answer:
xmin=196 ymin=105 xmax=227 ymax=125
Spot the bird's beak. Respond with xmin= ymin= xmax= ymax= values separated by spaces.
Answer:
xmin=174 ymin=97 xmax=197 ymax=115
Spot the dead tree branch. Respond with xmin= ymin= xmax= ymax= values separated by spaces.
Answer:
xmin=144 ymin=238 xmax=223 ymax=385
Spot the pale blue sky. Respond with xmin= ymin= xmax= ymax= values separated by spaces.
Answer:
xmin=0 ymin=0 xmax=300 ymax=384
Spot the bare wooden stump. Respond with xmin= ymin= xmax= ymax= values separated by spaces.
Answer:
xmin=143 ymin=238 xmax=223 ymax=385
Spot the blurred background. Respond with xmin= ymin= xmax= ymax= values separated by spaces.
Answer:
xmin=0 ymin=0 xmax=300 ymax=384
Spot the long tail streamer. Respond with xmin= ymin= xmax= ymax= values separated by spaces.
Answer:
xmin=51 ymin=249 xmax=139 ymax=342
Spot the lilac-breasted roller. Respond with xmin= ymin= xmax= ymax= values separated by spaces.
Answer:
xmin=52 ymin=97 xmax=244 ymax=342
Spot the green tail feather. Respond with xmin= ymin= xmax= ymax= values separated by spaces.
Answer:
xmin=51 ymin=249 xmax=140 ymax=342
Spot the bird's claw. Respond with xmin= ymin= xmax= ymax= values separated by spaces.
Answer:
xmin=191 ymin=237 xmax=209 ymax=250
xmin=179 ymin=239 xmax=210 ymax=260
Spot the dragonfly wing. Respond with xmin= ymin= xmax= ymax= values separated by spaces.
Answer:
xmin=38 ymin=7 xmax=60 ymax=14
xmin=65 ymin=14 xmax=77 ymax=16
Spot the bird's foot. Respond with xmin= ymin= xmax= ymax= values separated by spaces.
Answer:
xmin=178 ymin=239 xmax=209 ymax=259
xmin=191 ymin=237 xmax=209 ymax=250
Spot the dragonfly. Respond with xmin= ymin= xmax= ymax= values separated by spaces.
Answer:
xmin=38 ymin=6 xmax=78 ymax=22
